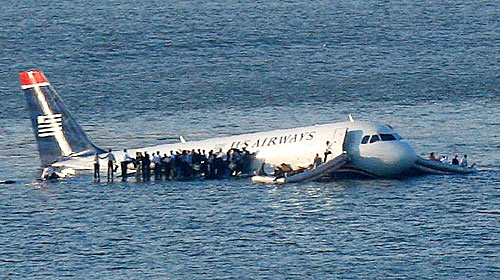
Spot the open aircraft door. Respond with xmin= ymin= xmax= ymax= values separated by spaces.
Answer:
xmin=330 ymin=128 xmax=348 ymax=157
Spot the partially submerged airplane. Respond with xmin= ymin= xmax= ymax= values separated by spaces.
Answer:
xmin=19 ymin=70 xmax=475 ymax=181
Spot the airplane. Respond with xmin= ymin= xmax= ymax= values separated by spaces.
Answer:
xmin=20 ymin=69 xmax=466 ymax=180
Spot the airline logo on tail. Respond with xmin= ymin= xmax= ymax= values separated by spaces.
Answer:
xmin=20 ymin=70 xmax=73 ymax=156
xmin=20 ymin=69 xmax=106 ymax=166
xmin=37 ymin=114 xmax=63 ymax=138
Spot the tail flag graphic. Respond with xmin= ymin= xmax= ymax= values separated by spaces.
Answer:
xmin=37 ymin=114 xmax=63 ymax=138
xmin=20 ymin=70 xmax=103 ymax=166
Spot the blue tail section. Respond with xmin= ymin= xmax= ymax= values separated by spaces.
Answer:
xmin=20 ymin=70 xmax=104 ymax=167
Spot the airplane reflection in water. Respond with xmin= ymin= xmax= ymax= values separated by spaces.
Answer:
xmin=20 ymin=69 xmax=442 ymax=180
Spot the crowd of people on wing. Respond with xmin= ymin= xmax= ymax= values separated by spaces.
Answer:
xmin=428 ymin=152 xmax=468 ymax=167
xmin=94 ymin=147 xmax=256 ymax=182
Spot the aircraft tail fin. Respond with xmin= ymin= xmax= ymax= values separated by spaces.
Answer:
xmin=19 ymin=70 xmax=104 ymax=167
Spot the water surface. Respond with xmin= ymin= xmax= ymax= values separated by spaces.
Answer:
xmin=0 ymin=1 xmax=498 ymax=279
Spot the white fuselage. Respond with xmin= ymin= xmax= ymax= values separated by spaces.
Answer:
xmin=56 ymin=121 xmax=417 ymax=177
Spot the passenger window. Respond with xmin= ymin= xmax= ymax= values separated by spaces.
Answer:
xmin=380 ymin=134 xmax=396 ymax=141
xmin=370 ymin=135 xmax=380 ymax=143
xmin=361 ymin=135 xmax=370 ymax=144
xmin=393 ymin=133 xmax=402 ymax=140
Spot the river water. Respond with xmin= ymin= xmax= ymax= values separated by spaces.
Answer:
xmin=0 ymin=1 xmax=498 ymax=279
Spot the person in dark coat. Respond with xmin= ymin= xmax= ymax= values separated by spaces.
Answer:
xmin=135 ymin=152 xmax=143 ymax=181
xmin=161 ymin=153 xmax=171 ymax=180
xmin=142 ymin=152 xmax=151 ymax=181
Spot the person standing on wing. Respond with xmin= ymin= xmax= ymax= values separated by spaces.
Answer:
xmin=152 ymin=151 xmax=162 ymax=180
xmin=93 ymin=152 xmax=100 ymax=181
xmin=102 ymin=149 xmax=116 ymax=182
xmin=142 ymin=152 xmax=151 ymax=181
xmin=120 ymin=149 xmax=133 ymax=180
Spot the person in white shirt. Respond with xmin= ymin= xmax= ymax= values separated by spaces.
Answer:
xmin=324 ymin=141 xmax=332 ymax=162
xmin=102 ymin=149 xmax=116 ymax=182
xmin=459 ymin=155 xmax=468 ymax=167
xmin=120 ymin=149 xmax=133 ymax=180
xmin=152 ymin=151 xmax=162 ymax=179
xmin=440 ymin=155 xmax=449 ymax=164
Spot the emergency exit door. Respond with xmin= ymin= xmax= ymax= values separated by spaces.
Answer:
xmin=330 ymin=128 xmax=348 ymax=156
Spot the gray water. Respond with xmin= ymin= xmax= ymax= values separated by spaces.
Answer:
xmin=0 ymin=1 xmax=499 ymax=279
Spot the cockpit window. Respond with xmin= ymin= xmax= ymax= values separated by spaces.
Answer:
xmin=380 ymin=134 xmax=396 ymax=141
xmin=362 ymin=134 xmax=400 ymax=144
xmin=370 ymin=135 xmax=380 ymax=143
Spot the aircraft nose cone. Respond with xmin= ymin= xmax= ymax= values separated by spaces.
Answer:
xmin=358 ymin=141 xmax=418 ymax=177
xmin=395 ymin=141 xmax=417 ymax=172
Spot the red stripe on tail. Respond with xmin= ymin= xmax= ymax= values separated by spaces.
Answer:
xmin=32 ymin=70 xmax=48 ymax=84
xmin=19 ymin=71 xmax=32 ymax=86
xmin=19 ymin=70 xmax=48 ymax=86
